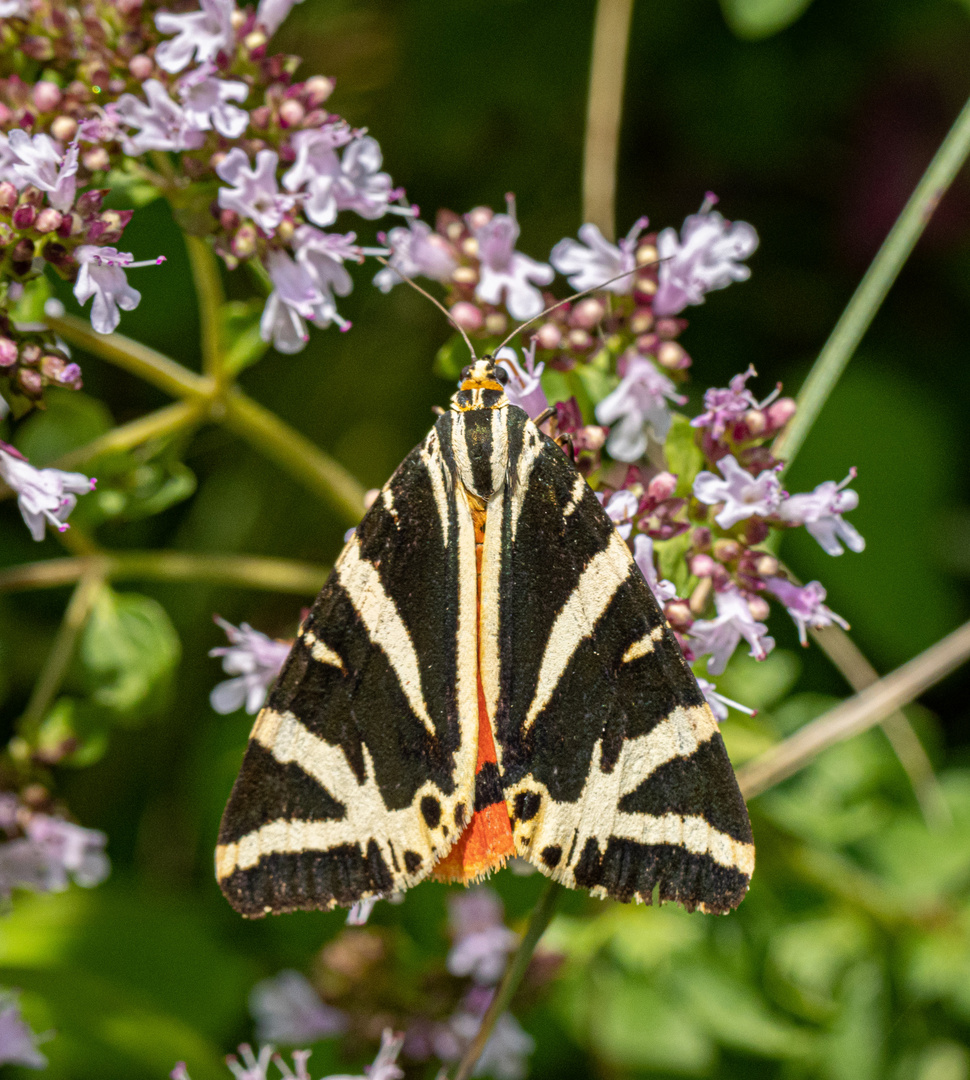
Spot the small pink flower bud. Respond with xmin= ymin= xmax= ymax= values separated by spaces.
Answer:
xmin=82 ymin=147 xmax=110 ymax=172
xmin=231 ymin=223 xmax=258 ymax=259
xmin=633 ymin=270 xmax=657 ymax=296
xmin=466 ymin=206 xmax=493 ymax=231
xmin=19 ymin=187 xmax=43 ymax=208
xmin=656 ymin=342 xmax=688 ymax=370
xmin=450 ymin=301 xmax=483 ymax=331
xmin=304 ymin=76 xmax=335 ymax=107
xmin=58 ymin=213 xmax=80 ymax=237
xmin=692 ymin=526 xmax=712 ymax=551
xmin=0 ymin=104 xmax=10 ymax=125
xmin=12 ymin=238 xmax=34 ymax=266
xmin=636 ymin=243 xmax=659 ymax=265
xmin=630 ymin=308 xmax=654 ymax=334
xmin=220 ymin=208 xmax=241 ymax=231
xmin=75 ymin=190 xmax=104 ymax=217
xmin=745 ymin=519 xmax=770 ymax=545
xmin=665 ymin=600 xmax=693 ymax=631
xmin=460 ymin=237 xmax=479 ymax=258
xmin=581 ymin=425 xmax=607 ymax=451
xmin=747 ymin=595 xmax=770 ymax=621
xmin=742 ymin=409 xmax=766 ymax=436
xmin=572 ymin=297 xmax=605 ymax=329
xmin=301 ymin=108 xmax=328 ymax=129
xmin=20 ymin=343 xmax=41 ymax=366
xmin=647 ymin=471 xmax=677 ymax=501
xmin=279 ymin=99 xmax=304 ymax=128
xmin=713 ymin=538 xmax=741 ymax=563
xmin=32 ymin=81 xmax=62 ymax=112
xmin=484 ymin=312 xmax=507 ymax=336
xmin=636 ymin=333 xmax=659 ymax=354
xmin=535 ymin=322 xmax=561 ymax=350
xmin=655 ymin=317 xmax=685 ymax=339
xmin=50 ymin=115 xmax=77 ymax=142
xmin=129 ymin=54 xmax=154 ymax=80
xmin=244 ymin=29 xmax=268 ymax=55
xmin=0 ymin=338 xmax=17 ymax=367
xmin=690 ymin=554 xmax=716 ymax=577
xmin=445 ymin=220 xmax=465 ymax=242
xmin=0 ymin=182 xmax=18 ymax=214
xmin=249 ymin=105 xmax=271 ymax=130
xmin=40 ymin=353 xmax=66 ymax=380
xmin=12 ymin=204 xmax=37 ymax=229
xmin=452 ymin=266 xmax=478 ymax=286
xmin=766 ymin=397 xmax=797 ymax=430
xmin=754 ymin=554 xmax=779 ymax=576
xmin=34 ymin=208 xmax=63 ymax=234
xmin=567 ymin=328 xmax=592 ymax=351
xmin=17 ymin=367 xmax=43 ymax=397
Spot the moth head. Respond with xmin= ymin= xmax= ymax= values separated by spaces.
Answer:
xmin=458 ymin=357 xmax=507 ymax=393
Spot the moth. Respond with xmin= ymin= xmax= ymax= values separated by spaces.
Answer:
xmin=216 ymin=357 xmax=754 ymax=918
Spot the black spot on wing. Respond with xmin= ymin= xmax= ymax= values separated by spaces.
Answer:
xmin=540 ymin=845 xmax=562 ymax=868
xmin=513 ymin=791 xmax=541 ymax=822
xmin=617 ymin=736 xmax=753 ymax=845
xmin=474 ymin=761 xmax=504 ymax=811
xmin=421 ymin=795 xmax=441 ymax=828
xmin=404 ymin=850 xmax=423 ymax=874
xmin=454 ymin=802 xmax=466 ymax=828
xmin=572 ymin=836 xmax=749 ymax=913
xmin=218 ymin=741 xmax=344 ymax=846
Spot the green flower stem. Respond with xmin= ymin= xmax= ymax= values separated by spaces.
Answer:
xmin=185 ymin=235 xmax=226 ymax=382
xmin=16 ymin=566 xmax=105 ymax=745
xmin=737 ymin=617 xmax=970 ymax=798
xmin=583 ymin=0 xmax=636 ymax=241
xmin=0 ymin=551 xmax=329 ymax=595
xmin=221 ymin=389 xmax=366 ymax=524
xmin=773 ymin=89 xmax=970 ymax=472
xmin=452 ymin=879 xmax=564 ymax=1080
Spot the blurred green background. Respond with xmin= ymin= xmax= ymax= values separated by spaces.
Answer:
xmin=3 ymin=0 xmax=970 ymax=1076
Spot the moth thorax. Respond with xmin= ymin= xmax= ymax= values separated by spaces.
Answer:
xmin=450 ymin=407 xmax=508 ymax=500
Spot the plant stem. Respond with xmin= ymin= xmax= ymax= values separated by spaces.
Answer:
xmin=186 ymin=235 xmax=226 ymax=382
xmin=582 ymin=0 xmax=636 ymax=240
xmin=0 ymin=551 xmax=329 ymax=595
xmin=54 ymin=400 xmax=207 ymax=470
xmin=451 ymin=880 xmax=564 ymax=1080
xmin=773 ymin=90 xmax=970 ymax=472
xmin=738 ymin=618 xmax=970 ymax=798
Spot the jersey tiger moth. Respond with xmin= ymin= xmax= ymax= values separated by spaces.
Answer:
xmin=216 ymin=358 xmax=754 ymax=917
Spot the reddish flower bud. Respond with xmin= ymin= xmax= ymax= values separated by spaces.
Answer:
xmin=665 ymin=600 xmax=694 ymax=631
xmin=754 ymin=554 xmax=779 ymax=577
xmin=713 ymin=538 xmax=741 ymax=563
xmin=32 ymin=81 xmax=62 ymax=112
xmin=75 ymin=190 xmax=105 ymax=217
xmin=231 ymin=223 xmax=258 ymax=259
xmin=484 ymin=312 xmax=508 ymax=336
xmin=633 ymin=270 xmax=657 ymax=296
xmin=466 ymin=206 xmax=492 ymax=231
xmin=450 ymin=301 xmax=483 ymax=331
xmin=533 ymin=322 xmax=561 ymax=350
xmin=82 ymin=147 xmax=111 ymax=172
xmin=572 ymin=297 xmax=605 ymax=329
xmin=34 ymin=208 xmax=63 ymax=234
xmin=452 ymin=266 xmax=477 ymax=286
xmin=50 ymin=115 xmax=77 ymax=142
xmin=741 ymin=409 xmax=766 ymax=436
xmin=636 ymin=243 xmax=659 ymax=266
xmin=12 ymin=204 xmax=36 ymax=229
xmin=630 ymin=308 xmax=654 ymax=334
xmin=690 ymin=553 xmax=716 ymax=578
xmin=747 ymin=595 xmax=770 ymax=621
xmin=249 ymin=105 xmax=271 ymax=130
xmin=19 ymin=186 xmax=43 ymax=208
xmin=635 ymin=332 xmax=659 ymax=354
xmin=567 ymin=328 xmax=592 ymax=351
xmin=20 ymin=343 xmax=41 ymax=366
xmin=304 ymin=76 xmax=335 ymax=107
xmin=17 ymin=367 xmax=43 ymax=397
xmin=129 ymin=54 xmax=154 ymax=80
xmin=692 ymin=526 xmax=712 ymax=551
xmin=647 ymin=471 xmax=677 ymax=501
xmin=0 ymin=182 xmax=17 ymax=214
xmin=279 ymin=99 xmax=305 ymax=128
xmin=0 ymin=338 xmax=17 ymax=368
xmin=766 ymin=397 xmax=797 ymax=430
xmin=656 ymin=342 xmax=688 ymax=370
xmin=744 ymin=519 xmax=770 ymax=545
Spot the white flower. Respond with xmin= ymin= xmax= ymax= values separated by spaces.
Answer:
xmin=692 ymin=454 xmax=784 ymax=529
xmin=0 ymin=992 xmax=47 ymax=1069
xmin=632 ymin=534 xmax=677 ymax=604
xmin=0 ymin=810 xmax=109 ymax=898
xmin=695 ymin=677 xmax=756 ymax=721
xmin=778 ymin=471 xmax=865 ymax=556
xmin=471 ymin=198 xmax=554 ymax=321
xmin=209 ymin=616 xmax=290 ymax=714
xmin=294 ymin=226 xmax=357 ymax=332
xmin=688 ymin=587 xmax=775 ymax=676
xmin=447 ymin=1012 xmax=534 ymax=1080
xmin=595 ymin=354 xmax=686 ymax=461
xmin=447 ymin=888 xmax=519 ymax=986
xmin=333 ymin=136 xmax=399 ymax=220
xmin=372 ymin=219 xmax=456 ymax=291
xmin=549 ymin=216 xmax=647 ymax=294
xmin=495 ymin=341 xmax=548 ymax=419
xmin=599 ymin=489 xmax=638 ymax=540
xmin=765 ymin=576 xmax=850 ymax=645
xmin=113 ymin=80 xmax=205 ymax=154
xmin=154 ymin=0 xmax=235 ymax=74
xmin=74 ymin=246 xmax=165 ymax=334
xmin=0 ymin=1 xmax=31 ymax=18
xmin=3 ymin=129 xmax=78 ymax=211
xmin=257 ymin=0 xmax=306 ymax=34
xmin=654 ymin=193 xmax=758 ymax=317
xmin=249 ymin=970 xmax=346 ymax=1045
xmin=0 ymin=444 xmax=95 ymax=541
xmin=217 ymin=148 xmax=295 ymax=233
xmin=260 ymin=248 xmax=325 ymax=354
xmin=178 ymin=63 xmax=249 ymax=139
xmin=282 ymin=124 xmax=354 ymax=227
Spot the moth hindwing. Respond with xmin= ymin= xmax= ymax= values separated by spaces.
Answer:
xmin=217 ymin=358 xmax=754 ymax=917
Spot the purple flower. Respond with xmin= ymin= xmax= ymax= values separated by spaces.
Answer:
xmin=154 ymin=0 xmax=235 ymax=74
xmin=0 ymin=444 xmax=95 ymax=541
xmin=178 ymin=63 xmax=249 ymax=139
xmin=447 ymin=888 xmax=519 ymax=986
xmin=0 ymin=811 xmax=109 ymax=899
xmin=282 ymin=125 xmax=354 ymax=228
xmin=114 ymin=80 xmax=205 ymax=154
xmin=294 ymin=226 xmax=357 ymax=332
xmin=3 ymin=130 xmax=78 ymax=211
xmin=260 ymin=249 xmax=325 ymax=354
xmin=257 ymin=0 xmax=306 ymax=34
xmin=595 ymin=354 xmax=687 ymax=461
xmin=549 ymin=217 xmax=647 ymax=294
xmin=688 ymin=586 xmax=775 ymax=676
xmin=692 ymin=454 xmax=784 ymax=529
xmin=0 ymin=993 xmax=47 ymax=1069
xmin=333 ymin=136 xmax=400 ymax=221
xmin=471 ymin=197 xmax=554 ymax=321
xmin=765 ymin=576 xmax=849 ymax=645
xmin=0 ymin=1 xmax=31 ymax=17
xmin=691 ymin=366 xmax=779 ymax=439
xmin=653 ymin=194 xmax=758 ymax=317
xmin=600 ymin=489 xmax=639 ymax=540
xmin=633 ymin=534 xmax=677 ymax=604
xmin=695 ymin=677 xmax=756 ymax=722
xmin=74 ymin=246 xmax=166 ymax=334
xmin=217 ymin=149 xmax=295 ymax=233
xmin=495 ymin=341 xmax=548 ymax=419
xmin=778 ymin=470 xmax=865 ymax=556
xmin=249 ymin=970 xmax=347 ymax=1045
xmin=446 ymin=1011 xmax=533 ymax=1080
xmin=209 ymin=615 xmax=290 ymax=714
xmin=372 ymin=220 xmax=456 ymax=292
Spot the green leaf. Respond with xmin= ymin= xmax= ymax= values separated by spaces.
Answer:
xmin=655 ymin=529 xmax=693 ymax=593
xmin=221 ymin=299 xmax=270 ymax=376
xmin=15 ymin=390 xmax=113 ymax=466
xmin=664 ymin=412 xmax=706 ymax=496
xmin=719 ymin=0 xmax=816 ymax=40
xmin=9 ymin=274 xmax=53 ymax=324
xmin=102 ymin=167 xmax=163 ymax=208
xmin=80 ymin=587 xmax=180 ymax=721
xmin=434 ymin=333 xmax=470 ymax=380
xmin=36 ymin=698 xmax=110 ymax=767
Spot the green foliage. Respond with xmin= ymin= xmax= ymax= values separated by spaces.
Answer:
xmin=719 ymin=0 xmax=817 ymax=39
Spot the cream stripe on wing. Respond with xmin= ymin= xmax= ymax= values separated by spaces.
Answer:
xmin=489 ymin=403 xmax=509 ymax=496
xmin=302 ymin=628 xmax=345 ymax=671
xmin=508 ymin=424 xmax=544 ymax=542
xmin=336 ymin=537 xmax=435 ymax=736
xmin=420 ymin=431 xmax=450 ymax=548
xmin=621 ymin=625 xmax=665 ymax=664
xmin=563 ymin=474 xmax=587 ymax=518
xmin=479 ymin=486 xmax=505 ymax=760
xmin=524 ymin=530 xmax=632 ymax=732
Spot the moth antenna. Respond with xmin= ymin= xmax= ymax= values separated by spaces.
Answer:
xmin=495 ymin=260 xmax=661 ymax=354
xmin=373 ymin=256 xmax=477 ymax=361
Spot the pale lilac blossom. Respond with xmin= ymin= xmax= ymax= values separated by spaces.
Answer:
xmin=765 ymin=576 xmax=849 ymax=645
xmin=0 ymin=444 xmax=95 ymax=541
xmin=282 ymin=125 xmax=354 ymax=227
xmin=155 ymin=0 xmax=236 ymax=74
xmin=695 ymin=677 xmax=757 ymax=722
xmin=778 ymin=471 xmax=865 ymax=556
xmin=217 ymin=149 xmax=295 ymax=233
xmin=692 ymin=454 xmax=784 ymax=529
xmin=249 ymin=970 xmax=347 ymax=1045
xmin=446 ymin=1011 xmax=533 ymax=1080
xmin=333 ymin=137 xmax=401 ymax=221
xmin=3 ymin=130 xmax=78 ymax=211
xmin=471 ymin=198 xmax=554 ymax=321
xmin=654 ymin=194 xmax=758 ymax=317
xmin=495 ymin=341 xmax=548 ymax=419
xmin=599 ymin=489 xmax=638 ymax=540
xmin=74 ymin=246 xmax=166 ymax=334
xmin=689 ymin=586 xmax=775 ymax=676
xmin=595 ymin=354 xmax=687 ymax=460
xmin=257 ymin=0 xmax=306 ymax=35
xmin=294 ymin=226 xmax=356 ymax=332
xmin=0 ymin=993 xmax=47 ymax=1069
xmin=114 ymin=80 xmax=205 ymax=154
xmin=633 ymin=534 xmax=677 ymax=604
xmin=549 ymin=217 xmax=647 ymax=294
xmin=691 ymin=366 xmax=779 ymax=439
xmin=178 ymin=64 xmax=249 ymax=139
xmin=0 ymin=811 xmax=109 ymax=898
xmin=372 ymin=219 xmax=457 ymax=291
xmin=0 ymin=1 xmax=31 ymax=18
xmin=209 ymin=615 xmax=289 ymax=714
xmin=447 ymin=888 xmax=519 ymax=986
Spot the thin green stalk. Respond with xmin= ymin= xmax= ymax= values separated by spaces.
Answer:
xmin=186 ymin=235 xmax=226 ymax=382
xmin=452 ymin=881 xmax=564 ymax=1080
xmin=774 ymin=90 xmax=970 ymax=472
xmin=0 ymin=551 xmax=329 ymax=595
xmin=54 ymin=400 xmax=207 ymax=470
